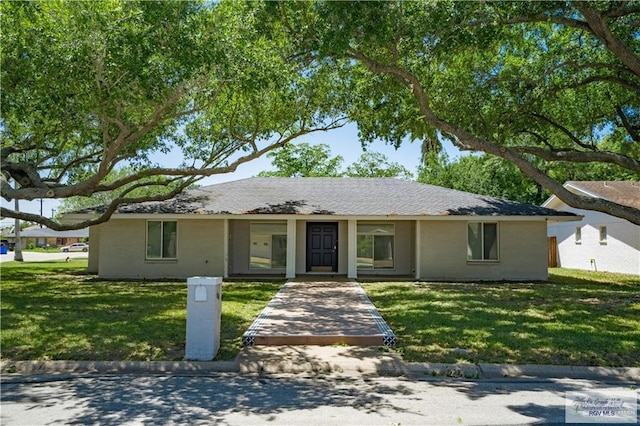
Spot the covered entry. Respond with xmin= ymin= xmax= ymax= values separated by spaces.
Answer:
xmin=306 ymin=222 xmax=338 ymax=272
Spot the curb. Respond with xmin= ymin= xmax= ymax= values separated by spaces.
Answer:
xmin=2 ymin=360 xmax=638 ymax=383
xmin=1 ymin=360 xmax=238 ymax=378
xmin=402 ymin=362 xmax=640 ymax=381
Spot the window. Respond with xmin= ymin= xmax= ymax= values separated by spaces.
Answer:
xmin=599 ymin=225 xmax=607 ymax=243
xmin=575 ymin=226 xmax=582 ymax=244
xmin=250 ymin=222 xmax=287 ymax=269
xmin=147 ymin=221 xmax=177 ymax=259
xmin=357 ymin=223 xmax=395 ymax=270
xmin=467 ymin=222 xmax=498 ymax=261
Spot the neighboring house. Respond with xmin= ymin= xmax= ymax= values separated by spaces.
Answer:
xmin=4 ymin=225 xmax=89 ymax=249
xmin=65 ymin=177 xmax=578 ymax=281
xmin=543 ymin=181 xmax=640 ymax=275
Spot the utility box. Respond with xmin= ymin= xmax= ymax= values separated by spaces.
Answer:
xmin=185 ymin=276 xmax=222 ymax=361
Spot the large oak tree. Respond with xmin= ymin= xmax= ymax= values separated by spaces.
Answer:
xmin=270 ymin=1 xmax=640 ymax=224
xmin=1 ymin=1 xmax=346 ymax=229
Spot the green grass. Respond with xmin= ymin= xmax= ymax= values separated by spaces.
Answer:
xmin=2 ymin=261 xmax=638 ymax=366
xmin=1 ymin=260 xmax=281 ymax=361
xmin=362 ymin=268 xmax=640 ymax=367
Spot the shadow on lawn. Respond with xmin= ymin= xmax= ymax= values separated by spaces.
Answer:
xmin=364 ymin=280 xmax=640 ymax=367
xmin=1 ymin=263 xmax=280 ymax=362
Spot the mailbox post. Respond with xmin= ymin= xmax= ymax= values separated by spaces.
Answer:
xmin=185 ymin=276 xmax=222 ymax=361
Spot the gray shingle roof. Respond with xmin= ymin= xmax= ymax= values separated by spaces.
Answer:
xmin=113 ymin=177 xmax=574 ymax=217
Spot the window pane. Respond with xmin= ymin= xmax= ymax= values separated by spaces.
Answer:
xmin=373 ymin=235 xmax=394 ymax=269
xmin=467 ymin=223 xmax=482 ymax=260
xmin=358 ymin=224 xmax=394 ymax=235
xmin=483 ymin=223 xmax=498 ymax=260
xmin=250 ymin=234 xmax=271 ymax=269
xmin=600 ymin=226 xmax=607 ymax=242
xmin=357 ymin=235 xmax=374 ymax=269
xmin=250 ymin=223 xmax=287 ymax=269
xmin=163 ymin=221 xmax=177 ymax=258
xmin=271 ymin=234 xmax=287 ymax=268
xmin=147 ymin=221 xmax=162 ymax=258
xmin=575 ymin=227 xmax=582 ymax=243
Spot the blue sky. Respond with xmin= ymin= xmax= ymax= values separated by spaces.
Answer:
xmin=3 ymin=122 xmax=462 ymax=225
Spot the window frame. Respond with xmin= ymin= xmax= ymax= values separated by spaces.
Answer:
xmin=599 ymin=225 xmax=607 ymax=244
xmin=249 ymin=222 xmax=287 ymax=270
xmin=357 ymin=223 xmax=396 ymax=270
xmin=146 ymin=220 xmax=178 ymax=260
xmin=467 ymin=222 xmax=499 ymax=262
xmin=575 ymin=226 xmax=582 ymax=244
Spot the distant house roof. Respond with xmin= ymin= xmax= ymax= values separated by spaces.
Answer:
xmin=561 ymin=181 xmax=640 ymax=209
xmin=86 ymin=177 xmax=575 ymax=218
xmin=5 ymin=225 xmax=89 ymax=239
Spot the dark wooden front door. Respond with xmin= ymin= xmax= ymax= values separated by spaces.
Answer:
xmin=306 ymin=222 xmax=338 ymax=272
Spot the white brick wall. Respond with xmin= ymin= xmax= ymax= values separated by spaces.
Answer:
xmin=548 ymin=207 xmax=640 ymax=275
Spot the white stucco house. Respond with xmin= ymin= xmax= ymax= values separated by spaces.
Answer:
xmin=65 ymin=177 xmax=579 ymax=281
xmin=543 ymin=181 xmax=640 ymax=275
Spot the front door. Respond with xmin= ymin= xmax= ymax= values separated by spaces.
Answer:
xmin=306 ymin=222 xmax=338 ymax=272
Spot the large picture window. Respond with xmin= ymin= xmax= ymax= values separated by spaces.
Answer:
xmin=250 ymin=222 xmax=287 ymax=269
xmin=357 ymin=223 xmax=395 ymax=270
xmin=147 ymin=221 xmax=177 ymax=259
xmin=467 ymin=222 xmax=498 ymax=261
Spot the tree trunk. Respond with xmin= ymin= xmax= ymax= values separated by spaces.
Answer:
xmin=13 ymin=195 xmax=23 ymax=262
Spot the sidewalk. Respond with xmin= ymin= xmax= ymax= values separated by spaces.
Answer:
xmin=2 ymin=346 xmax=638 ymax=382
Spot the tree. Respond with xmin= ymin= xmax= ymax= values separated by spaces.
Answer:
xmin=270 ymin=1 xmax=640 ymax=224
xmin=418 ymin=152 xmax=544 ymax=205
xmin=258 ymin=143 xmax=344 ymax=177
xmin=346 ymin=152 xmax=413 ymax=180
xmin=258 ymin=142 xmax=414 ymax=179
xmin=1 ymin=1 xmax=346 ymax=230
xmin=56 ymin=167 xmax=196 ymax=215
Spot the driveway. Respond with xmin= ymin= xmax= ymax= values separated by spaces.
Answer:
xmin=0 ymin=251 xmax=88 ymax=263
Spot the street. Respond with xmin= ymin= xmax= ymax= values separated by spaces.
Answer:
xmin=2 ymin=374 xmax=635 ymax=425
xmin=0 ymin=251 xmax=88 ymax=263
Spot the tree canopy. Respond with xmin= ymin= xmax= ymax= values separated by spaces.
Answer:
xmin=1 ymin=1 xmax=346 ymax=229
xmin=4 ymin=1 xmax=639 ymax=226
xmin=268 ymin=0 xmax=640 ymax=224
xmin=258 ymin=142 xmax=413 ymax=179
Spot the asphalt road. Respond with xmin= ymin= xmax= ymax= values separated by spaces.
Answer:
xmin=2 ymin=374 xmax=636 ymax=425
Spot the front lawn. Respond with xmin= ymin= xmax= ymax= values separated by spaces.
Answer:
xmin=362 ymin=269 xmax=640 ymax=367
xmin=0 ymin=260 xmax=281 ymax=361
xmin=2 ymin=261 xmax=638 ymax=366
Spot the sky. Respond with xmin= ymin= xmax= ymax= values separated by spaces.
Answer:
xmin=1 ymin=122 xmax=462 ymax=228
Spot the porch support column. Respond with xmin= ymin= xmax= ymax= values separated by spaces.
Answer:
xmin=347 ymin=219 xmax=357 ymax=279
xmin=223 ymin=219 xmax=229 ymax=278
xmin=415 ymin=220 xmax=421 ymax=280
xmin=286 ymin=219 xmax=296 ymax=279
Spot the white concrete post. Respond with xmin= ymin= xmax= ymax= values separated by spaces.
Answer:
xmin=348 ymin=219 xmax=357 ymax=279
xmin=286 ymin=219 xmax=296 ymax=279
xmin=415 ymin=220 xmax=421 ymax=280
xmin=185 ymin=276 xmax=222 ymax=361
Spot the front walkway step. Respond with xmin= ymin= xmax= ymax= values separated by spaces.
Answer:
xmin=242 ymin=280 xmax=396 ymax=347
xmin=236 ymin=345 xmax=404 ymax=375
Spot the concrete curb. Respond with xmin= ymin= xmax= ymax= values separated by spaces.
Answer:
xmin=2 ymin=351 xmax=638 ymax=382
xmin=402 ymin=362 xmax=640 ymax=381
xmin=1 ymin=360 xmax=238 ymax=377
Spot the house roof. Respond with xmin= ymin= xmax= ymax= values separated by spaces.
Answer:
xmin=4 ymin=225 xmax=89 ymax=238
xmin=563 ymin=181 xmax=640 ymax=209
xmin=103 ymin=177 xmax=575 ymax=218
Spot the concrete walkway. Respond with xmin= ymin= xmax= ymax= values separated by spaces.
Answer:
xmin=242 ymin=279 xmax=396 ymax=347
